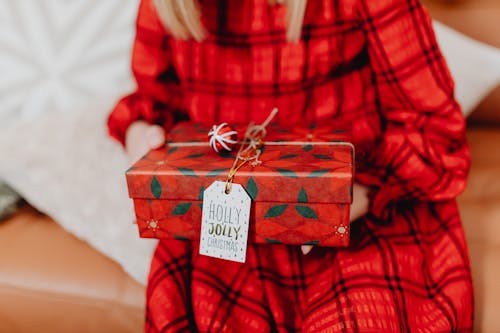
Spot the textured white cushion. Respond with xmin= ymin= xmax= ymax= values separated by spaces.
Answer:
xmin=0 ymin=0 xmax=498 ymax=286
xmin=0 ymin=0 xmax=157 ymax=285
xmin=0 ymin=101 xmax=157 ymax=285
xmin=0 ymin=1 xmax=137 ymax=126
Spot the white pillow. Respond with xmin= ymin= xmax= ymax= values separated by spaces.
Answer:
xmin=0 ymin=0 xmax=498 ymax=286
xmin=432 ymin=21 xmax=500 ymax=116
xmin=0 ymin=101 xmax=157 ymax=285
xmin=0 ymin=0 xmax=157 ymax=285
xmin=0 ymin=0 xmax=138 ymax=126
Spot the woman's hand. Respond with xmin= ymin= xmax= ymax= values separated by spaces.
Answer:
xmin=125 ymin=120 xmax=166 ymax=162
xmin=301 ymin=182 xmax=370 ymax=255
xmin=349 ymin=182 xmax=370 ymax=222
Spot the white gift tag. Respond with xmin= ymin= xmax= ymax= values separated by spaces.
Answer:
xmin=199 ymin=181 xmax=251 ymax=263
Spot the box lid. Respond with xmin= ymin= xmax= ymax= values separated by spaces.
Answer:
xmin=126 ymin=122 xmax=354 ymax=204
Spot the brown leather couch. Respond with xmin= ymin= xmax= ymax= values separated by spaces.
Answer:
xmin=0 ymin=1 xmax=498 ymax=332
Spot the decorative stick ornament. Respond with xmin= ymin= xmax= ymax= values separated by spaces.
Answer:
xmin=225 ymin=108 xmax=279 ymax=194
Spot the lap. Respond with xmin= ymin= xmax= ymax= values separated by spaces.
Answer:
xmin=146 ymin=201 xmax=473 ymax=332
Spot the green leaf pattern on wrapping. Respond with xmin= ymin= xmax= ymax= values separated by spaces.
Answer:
xmin=246 ymin=177 xmax=258 ymax=200
xmin=207 ymin=168 xmax=227 ymax=177
xmin=276 ymin=168 xmax=298 ymax=178
xmin=198 ymin=186 xmax=204 ymax=209
xmin=307 ymin=169 xmax=331 ymax=178
xmin=150 ymin=176 xmax=162 ymax=199
xmin=178 ymin=167 xmax=197 ymax=177
xmin=167 ymin=146 xmax=178 ymax=154
xmin=174 ymin=235 xmax=189 ymax=240
xmin=264 ymin=205 xmax=288 ymax=218
xmin=219 ymin=152 xmax=234 ymax=159
xmin=186 ymin=153 xmax=205 ymax=159
xmin=303 ymin=240 xmax=320 ymax=245
xmin=279 ymin=154 xmax=299 ymax=159
xmin=303 ymin=144 xmax=313 ymax=152
xmin=298 ymin=187 xmax=308 ymax=203
xmin=265 ymin=238 xmax=282 ymax=244
xmin=312 ymin=154 xmax=332 ymax=160
xmin=172 ymin=202 xmax=192 ymax=216
xmin=294 ymin=205 xmax=318 ymax=219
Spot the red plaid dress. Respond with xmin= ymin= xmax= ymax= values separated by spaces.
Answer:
xmin=108 ymin=0 xmax=473 ymax=331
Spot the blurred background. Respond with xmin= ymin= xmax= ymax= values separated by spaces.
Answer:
xmin=0 ymin=0 xmax=499 ymax=332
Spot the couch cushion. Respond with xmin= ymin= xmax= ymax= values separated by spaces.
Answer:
xmin=0 ymin=206 xmax=145 ymax=333
xmin=468 ymin=87 xmax=500 ymax=125
xmin=422 ymin=0 xmax=500 ymax=125
xmin=458 ymin=126 xmax=500 ymax=332
xmin=422 ymin=0 xmax=500 ymax=48
xmin=459 ymin=127 xmax=500 ymax=246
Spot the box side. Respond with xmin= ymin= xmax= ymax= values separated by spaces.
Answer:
xmin=133 ymin=198 xmax=350 ymax=247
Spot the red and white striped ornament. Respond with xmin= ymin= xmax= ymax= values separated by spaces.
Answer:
xmin=208 ymin=123 xmax=238 ymax=153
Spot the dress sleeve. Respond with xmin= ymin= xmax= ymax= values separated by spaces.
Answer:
xmin=355 ymin=0 xmax=470 ymax=219
xmin=107 ymin=0 xmax=183 ymax=146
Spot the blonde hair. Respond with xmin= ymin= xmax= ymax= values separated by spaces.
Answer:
xmin=153 ymin=0 xmax=307 ymax=42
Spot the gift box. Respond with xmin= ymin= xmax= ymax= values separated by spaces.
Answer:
xmin=126 ymin=122 xmax=354 ymax=247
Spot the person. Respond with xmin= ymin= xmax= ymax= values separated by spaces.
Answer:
xmin=108 ymin=0 xmax=473 ymax=331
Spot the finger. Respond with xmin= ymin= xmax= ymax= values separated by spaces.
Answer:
xmin=147 ymin=125 xmax=166 ymax=148
xmin=301 ymin=245 xmax=313 ymax=255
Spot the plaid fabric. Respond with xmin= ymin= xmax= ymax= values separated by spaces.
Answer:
xmin=108 ymin=0 xmax=473 ymax=331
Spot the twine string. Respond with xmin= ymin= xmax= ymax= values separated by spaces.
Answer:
xmin=225 ymin=108 xmax=278 ymax=194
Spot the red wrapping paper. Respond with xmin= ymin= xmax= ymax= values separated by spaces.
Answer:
xmin=126 ymin=122 xmax=354 ymax=246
